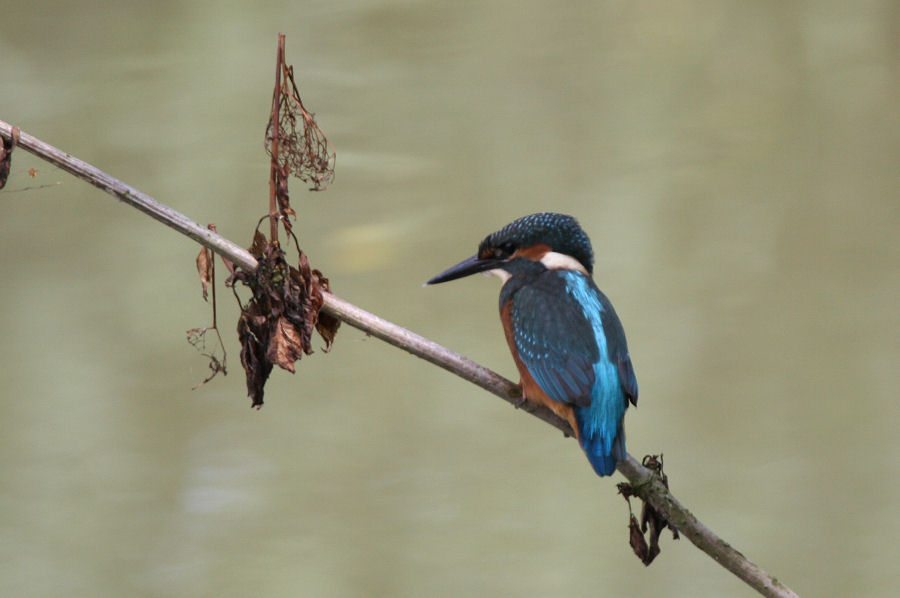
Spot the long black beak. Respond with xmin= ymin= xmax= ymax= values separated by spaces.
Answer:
xmin=426 ymin=254 xmax=502 ymax=285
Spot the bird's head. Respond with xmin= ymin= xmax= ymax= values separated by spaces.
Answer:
xmin=426 ymin=212 xmax=594 ymax=285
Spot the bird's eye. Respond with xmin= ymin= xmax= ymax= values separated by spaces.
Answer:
xmin=498 ymin=242 xmax=515 ymax=258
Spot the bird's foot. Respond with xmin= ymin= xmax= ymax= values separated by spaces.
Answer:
xmin=509 ymin=385 xmax=528 ymax=409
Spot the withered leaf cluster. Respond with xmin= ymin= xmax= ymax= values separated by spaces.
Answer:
xmin=229 ymin=231 xmax=339 ymax=407
xmin=188 ymin=36 xmax=338 ymax=406
xmin=618 ymin=454 xmax=680 ymax=566
xmin=265 ymin=62 xmax=335 ymax=192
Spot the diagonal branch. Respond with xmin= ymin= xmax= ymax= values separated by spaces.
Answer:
xmin=0 ymin=119 xmax=800 ymax=598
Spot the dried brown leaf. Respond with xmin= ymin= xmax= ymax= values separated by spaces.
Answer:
xmin=640 ymin=501 xmax=665 ymax=565
xmin=249 ymin=230 xmax=268 ymax=258
xmin=628 ymin=514 xmax=651 ymax=564
xmin=316 ymin=311 xmax=340 ymax=352
xmin=196 ymin=247 xmax=213 ymax=301
xmin=238 ymin=307 xmax=272 ymax=408
xmin=312 ymin=268 xmax=340 ymax=351
xmin=0 ymin=127 xmax=19 ymax=190
xmin=617 ymin=482 xmax=637 ymax=500
xmin=266 ymin=316 xmax=305 ymax=373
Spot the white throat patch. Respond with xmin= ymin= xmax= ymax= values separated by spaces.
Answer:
xmin=539 ymin=251 xmax=589 ymax=275
xmin=485 ymin=268 xmax=511 ymax=283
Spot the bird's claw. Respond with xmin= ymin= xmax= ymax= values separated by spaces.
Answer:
xmin=512 ymin=389 xmax=528 ymax=409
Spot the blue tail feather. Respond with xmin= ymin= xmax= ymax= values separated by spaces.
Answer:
xmin=586 ymin=449 xmax=618 ymax=476
xmin=581 ymin=425 xmax=625 ymax=476
xmin=576 ymin=394 xmax=626 ymax=477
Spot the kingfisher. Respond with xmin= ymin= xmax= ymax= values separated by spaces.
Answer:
xmin=426 ymin=213 xmax=638 ymax=476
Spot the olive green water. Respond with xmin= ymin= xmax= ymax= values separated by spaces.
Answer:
xmin=2 ymin=2 xmax=898 ymax=597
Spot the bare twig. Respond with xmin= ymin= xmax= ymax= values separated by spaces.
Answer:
xmin=0 ymin=119 xmax=800 ymax=598
xmin=0 ymin=121 xmax=254 ymax=271
xmin=267 ymin=34 xmax=284 ymax=243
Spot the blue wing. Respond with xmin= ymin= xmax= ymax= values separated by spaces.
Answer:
xmin=507 ymin=269 xmax=638 ymax=409
xmin=618 ymin=353 xmax=638 ymax=406
xmin=507 ymin=270 xmax=599 ymax=408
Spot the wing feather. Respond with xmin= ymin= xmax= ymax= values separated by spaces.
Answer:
xmin=508 ymin=271 xmax=598 ymax=407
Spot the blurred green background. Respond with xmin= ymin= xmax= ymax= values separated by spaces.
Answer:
xmin=2 ymin=2 xmax=898 ymax=597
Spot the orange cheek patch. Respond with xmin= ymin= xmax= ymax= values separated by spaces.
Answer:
xmin=511 ymin=243 xmax=551 ymax=262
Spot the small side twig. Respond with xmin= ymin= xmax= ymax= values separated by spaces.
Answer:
xmin=267 ymin=34 xmax=284 ymax=244
xmin=0 ymin=118 xmax=800 ymax=598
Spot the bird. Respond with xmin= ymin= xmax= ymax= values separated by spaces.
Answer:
xmin=426 ymin=213 xmax=638 ymax=476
